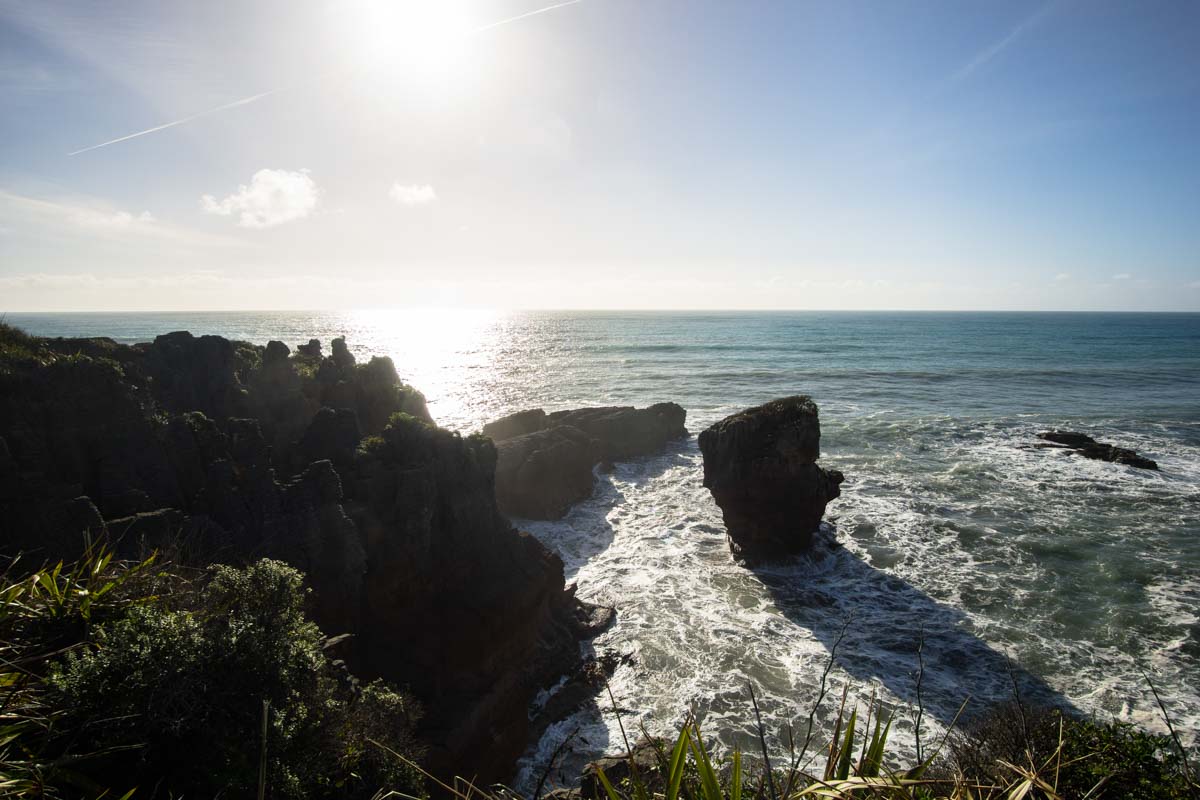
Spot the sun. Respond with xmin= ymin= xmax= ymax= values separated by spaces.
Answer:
xmin=341 ymin=0 xmax=480 ymax=94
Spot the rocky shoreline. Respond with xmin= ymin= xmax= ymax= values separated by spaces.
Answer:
xmin=0 ymin=329 xmax=700 ymax=784
xmin=2 ymin=331 xmax=604 ymax=782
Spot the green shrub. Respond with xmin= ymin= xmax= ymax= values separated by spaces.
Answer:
xmin=0 ymin=321 xmax=39 ymax=365
xmin=1 ymin=552 xmax=425 ymax=800
xmin=951 ymin=703 xmax=1194 ymax=799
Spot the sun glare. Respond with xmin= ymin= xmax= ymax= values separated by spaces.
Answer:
xmin=341 ymin=0 xmax=481 ymax=95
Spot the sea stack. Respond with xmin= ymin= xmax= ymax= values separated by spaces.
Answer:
xmin=698 ymin=396 xmax=844 ymax=562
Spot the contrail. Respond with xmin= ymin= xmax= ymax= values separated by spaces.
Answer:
xmin=468 ymin=0 xmax=582 ymax=35
xmin=67 ymin=0 xmax=585 ymax=156
xmin=68 ymin=90 xmax=279 ymax=156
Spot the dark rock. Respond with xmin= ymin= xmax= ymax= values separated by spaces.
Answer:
xmin=1036 ymin=431 xmax=1159 ymax=470
xmin=331 ymin=336 xmax=356 ymax=369
xmin=580 ymin=740 xmax=663 ymax=800
xmin=144 ymin=331 xmax=250 ymax=420
xmin=487 ymin=404 xmax=688 ymax=519
xmin=494 ymin=425 xmax=601 ymax=519
xmin=348 ymin=416 xmax=584 ymax=780
xmin=264 ymin=340 xmax=290 ymax=366
xmin=299 ymin=407 xmax=362 ymax=468
xmin=549 ymin=403 xmax=687 ymax=460
xmin=698 ymin=396 xmax=844 ymax=562
xmin=483 ymin=408 xmax=548 ymax=442
xmin=297 ymin=338 xmax=322 ymax=358
xmin=531 ymin=649 xmax=628 ymax=747
xmin=0 ymin=435 xmax=13 ymax=484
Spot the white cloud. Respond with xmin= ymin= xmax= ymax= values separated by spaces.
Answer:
xmin=202 ymin=168 xmax=320 ymax=228
xmin=1190 ymin=280 xmax=1200 ymax=290
xmin=389 ymin=183 xmax=437 ymax=206
xmin=1053 ymin=272 xmax=1070 ymax=282
xmin=1112 ymin=272 xmax=1131 ymax=280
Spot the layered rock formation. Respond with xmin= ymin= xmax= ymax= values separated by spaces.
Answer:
xmin=0 ymin=329 xmax=597 ymax=783
xmin=698 ymin=396 xmax=844 ymax=562
xmin=483 ymin=404 xmax=688 ymax=519
xmin=1036 ymin=431 xmax=1159 ymax=470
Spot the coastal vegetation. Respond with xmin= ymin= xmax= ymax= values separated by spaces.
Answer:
xmin=1 ymin=546 xmax=1194 ymax=799
xmin=0 ymin=548 xmax=424 ymax=799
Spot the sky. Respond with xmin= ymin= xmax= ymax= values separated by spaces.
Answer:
xmin=1 ymin=0 xmax=1198 ymax=312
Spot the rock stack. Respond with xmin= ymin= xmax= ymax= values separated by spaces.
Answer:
xmin=698 ymin=396 xmax=844 ymax=562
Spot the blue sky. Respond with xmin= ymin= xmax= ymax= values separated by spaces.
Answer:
xmin=1 ymin=0 xmax=1198 ymax=310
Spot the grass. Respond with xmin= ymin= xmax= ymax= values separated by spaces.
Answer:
xmin=392 ymin=673 xmax=1197 ymax=800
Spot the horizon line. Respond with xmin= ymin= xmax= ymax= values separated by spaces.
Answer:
xmin=4 ymin=307 xmax=1199 ymax=315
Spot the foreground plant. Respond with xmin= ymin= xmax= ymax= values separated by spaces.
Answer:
xmin=0 ymin=548 xmax=425 ymax=800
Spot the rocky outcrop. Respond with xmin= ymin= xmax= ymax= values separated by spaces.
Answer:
xmin=485 ymin=404 xmax=687 ymax=519
xmin=0 ymin=330 xmax=595 ymax=785
xmin=492 ymin=426 xmax=602 ymax=519
xmin=698 ymin=396 xmax=844 ymax=562
xmin=1036 ymin=431 xmax=1159 ymax=470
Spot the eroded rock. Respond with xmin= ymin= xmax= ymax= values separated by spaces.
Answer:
xmin=698 ymin=396 xmax=844 ymax=562
xmin=486 ymin=404 xmax=688 ymax=519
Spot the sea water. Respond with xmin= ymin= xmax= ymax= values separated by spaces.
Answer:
xmin=10 ymin=310 xmax=1199 ymax=785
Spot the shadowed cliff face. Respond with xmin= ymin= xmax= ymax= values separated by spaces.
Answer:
xmin=0 ymin=330 xmax=587 ymax=783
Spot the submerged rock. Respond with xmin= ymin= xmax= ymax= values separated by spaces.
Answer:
xmin=1036 ymin=431 xmax=1158 ymax=470
xmin=698 ymin=396 xmax=844 ymax=562
xmin=486 ymin=403 xmax=687 ymax=519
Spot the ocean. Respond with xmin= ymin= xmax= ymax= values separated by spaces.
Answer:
xmin=9 ymin=309 xmax=1200 ymax=784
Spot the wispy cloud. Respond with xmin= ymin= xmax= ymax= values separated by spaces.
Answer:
xmin=389 ymin=183 xmax=437 ymax=206
xmin=0 ymin=188 xmax=231 ymax=246
xmin=1053 ymin=272 xmax=1071 ymax=282
xmin=201 ymin=169 xmax=320 ymax=228
xmin=948 ymin=1 xmax=1060 ymax=86
xmin=1112 ymin=272 xmax=1131 ymax=280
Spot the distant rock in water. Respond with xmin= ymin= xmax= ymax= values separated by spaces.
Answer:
xmin=485 ymin=403 xmax=687 ymax=519
xmin=698 ymin=396 xmax=844 ymax=562
xmin=1036 ymin=431 xmax=1159 ymax=470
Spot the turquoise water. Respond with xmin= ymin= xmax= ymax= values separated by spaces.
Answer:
xmin=10 ymin=310 xmax=1200 ymax=780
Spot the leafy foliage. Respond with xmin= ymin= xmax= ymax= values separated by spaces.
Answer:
xmin=1 ymin=551 xmax=425 ymax=800
xmin=952 ymin=703 xmax=1195 ymax=799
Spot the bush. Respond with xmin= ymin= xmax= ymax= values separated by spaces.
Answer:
xmin=951 ymin=703 xmax=1194 ymax=799
xmin=2 ymin=551 xmax=425 ymax=800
